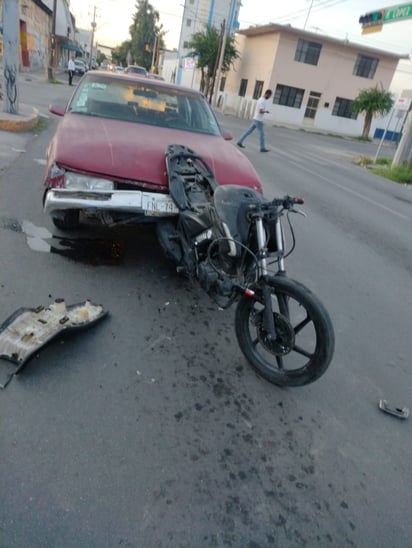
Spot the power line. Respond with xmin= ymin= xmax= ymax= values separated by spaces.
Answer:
xmin=239 ymin=0 xmax=349 ymax=27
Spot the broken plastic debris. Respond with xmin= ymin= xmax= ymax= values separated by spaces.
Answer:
xmin=0 ymin=299 xmax=107 ymax=387
xmin=378 ymin=400 xmax=409 ymax=419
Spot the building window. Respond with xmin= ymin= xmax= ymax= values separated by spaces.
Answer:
xmin=332 ymin=97 xmax=357 ymax=119
xmin=353 ymin=54 xmax=379 ymax=78
xmin=273 ymin=84 xmax=304 ymax=108
xmin=189 ymin=0 xmax=195 ymax=3
xmin=294 ymin=39 xmax=322 ymax=66
xmin=239 ymin=79 xmax=248 ymax=97
xmin=253 ymin=80 xmax=264 ymax=100
xmin=183 ymin=41 xmax=189 ymax=49
xmin=186 ymin=18 xmax=192 ymax=27
xmin=219 ymin=76 xmax=226 ymax=92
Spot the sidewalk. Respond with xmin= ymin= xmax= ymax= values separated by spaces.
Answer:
xmin=0 ymin=67 xmax=68 ymax=129
xmin=0 ymin=67 xmax=70 ymax=173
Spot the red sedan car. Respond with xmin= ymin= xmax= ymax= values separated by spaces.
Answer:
xmin=44 ymin=71 xmax=262 ymax=229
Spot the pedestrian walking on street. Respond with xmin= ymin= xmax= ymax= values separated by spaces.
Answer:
xmin=68 ymin=57 xmax=75 ymax=86
xmin=237 ymin=89 xmax=273 ymax=152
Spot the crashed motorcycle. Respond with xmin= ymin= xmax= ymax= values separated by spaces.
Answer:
xmin=157 ymin=144 xmax=334 ymax=387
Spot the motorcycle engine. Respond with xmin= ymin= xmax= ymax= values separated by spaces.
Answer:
xmin=198 ymin=261 xmax=234 ymax=297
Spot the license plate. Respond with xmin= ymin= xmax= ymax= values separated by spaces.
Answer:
xmin=142 ymin=193 xmax=178 ymax=215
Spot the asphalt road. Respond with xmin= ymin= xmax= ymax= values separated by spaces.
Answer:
xmin=0 ymin=77 xmax=411 ymax=547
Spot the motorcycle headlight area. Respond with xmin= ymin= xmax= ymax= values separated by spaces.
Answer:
xmin=64 ymin=173 xmax=114 ymax=191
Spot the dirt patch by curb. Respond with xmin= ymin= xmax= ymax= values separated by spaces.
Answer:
xmin=0 ymin=103 xmax=40 ymax=132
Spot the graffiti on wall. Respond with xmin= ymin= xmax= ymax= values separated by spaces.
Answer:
xmin=4 ymin=64 xmax=18 ymax=113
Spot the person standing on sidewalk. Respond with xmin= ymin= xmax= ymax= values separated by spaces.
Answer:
xmin=237 ymin=89 xmax=273 ymax=152
xmin=68 ymin=57 xmax=75 ymax=86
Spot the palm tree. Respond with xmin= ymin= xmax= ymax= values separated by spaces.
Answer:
xmin=351 ymin=86 xmax=394 ymax=139
xmin=188 ymin=25 xmax=239 ymax=102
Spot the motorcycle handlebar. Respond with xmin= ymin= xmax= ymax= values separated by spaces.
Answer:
xmin=247 ymin=195 xmax=304 ymax=214
xmin=271 ymin=196 xmax=304 ymax=208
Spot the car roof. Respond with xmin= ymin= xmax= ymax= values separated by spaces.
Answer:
xmin=82 ymin=70 xmax=204 ymax=97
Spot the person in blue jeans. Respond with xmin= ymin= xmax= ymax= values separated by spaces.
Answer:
xmin=237 ymin=89 xmax=272 ymax=152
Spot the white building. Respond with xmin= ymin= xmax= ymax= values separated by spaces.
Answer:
xmin=176 ymin=0 xmax=241 ymax=86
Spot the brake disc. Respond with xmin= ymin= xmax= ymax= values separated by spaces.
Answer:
xmin=257 ymin=311 xmax=295 ymax=356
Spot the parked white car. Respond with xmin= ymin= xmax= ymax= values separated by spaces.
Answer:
xmin=74 ymin=59 xmax=88 ymax=75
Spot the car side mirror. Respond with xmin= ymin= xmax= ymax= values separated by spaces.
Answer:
xmin=221 ymin=128 xmax=233 ymax=141
xmin=49 ymin=103 xmax=66 ymax=116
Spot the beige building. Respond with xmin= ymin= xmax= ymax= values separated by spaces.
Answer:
xmin=219 ymin=24 xmax=408 ymax=136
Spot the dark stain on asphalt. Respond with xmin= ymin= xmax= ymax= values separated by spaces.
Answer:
xmin=141 ymin=318 xmax=359 ymax=546
xmin=0 ymin=216 xmax=126 ymax=265
xmin=48 ymin=236 xmax=126 ymax=265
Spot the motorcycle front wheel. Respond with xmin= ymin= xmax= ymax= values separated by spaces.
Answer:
xmin=235 ymin=276 xmax=335 ymax=387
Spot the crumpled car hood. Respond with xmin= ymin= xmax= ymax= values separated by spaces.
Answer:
xmin=47 ymin=114 xmax=262 ymax=192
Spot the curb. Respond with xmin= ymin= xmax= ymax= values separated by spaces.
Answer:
xmin=0 ymin=103 xmax=40 ymax=132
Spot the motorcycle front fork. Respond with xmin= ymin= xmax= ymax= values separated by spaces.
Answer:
xmin=254 ymin=216 xmax=285 ymax=341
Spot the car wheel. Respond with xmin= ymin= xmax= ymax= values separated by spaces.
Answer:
xmin=52 ymin=210 xmax=80 ymax=230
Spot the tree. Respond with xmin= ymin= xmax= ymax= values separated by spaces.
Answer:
xmin=112 ymin=41 xmax=131 ymax=67
xmin=351 ymin=86 xmax=394 ymax=139
xmin=96 ymin=51 xmax=107 ymax=67
xmin=129 ymin=0 xmax=165 ymax=71
xmin=188 ymin=25 xmax=239 ymax=101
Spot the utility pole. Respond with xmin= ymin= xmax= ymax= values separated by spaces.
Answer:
xmin=48 ymin=0 xmax=57 ymax=81
xmin=89 ymin=6 xmax=97 ymax=68
xmin=151 ymin=34 xmax=158 ymax=72
xmin=2 ymin=0 xmax=19 ymax=114
xmin=392 ymin=110 xmax=412 ymax=168
xmin=212 ymin=0 xmax=236 ymax=107
xmin=304 ymin=0 xmax=315 ymax=29
xmin=210 ymin=21 xmax=225 ymax=104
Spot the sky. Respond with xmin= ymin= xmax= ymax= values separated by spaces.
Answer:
xmin=68 ymin=0 xmax=412 ymax=93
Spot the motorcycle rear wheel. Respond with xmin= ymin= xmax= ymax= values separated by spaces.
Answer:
xmin=235 ymin=276 xmax=334 ymax=387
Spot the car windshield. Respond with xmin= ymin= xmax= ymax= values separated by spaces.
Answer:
xmin=67 ymin=75 xmax=221 ymax=136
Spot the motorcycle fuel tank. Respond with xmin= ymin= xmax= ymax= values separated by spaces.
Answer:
xmin=213 ymin=184 xmax=264 ymax=246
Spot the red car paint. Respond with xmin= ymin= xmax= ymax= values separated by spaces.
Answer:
xmin=45 ymin=114 xmax=262 ymax=192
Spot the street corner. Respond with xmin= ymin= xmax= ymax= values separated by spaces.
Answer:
xmin=0 ymin=103 xmax=40 ymax=132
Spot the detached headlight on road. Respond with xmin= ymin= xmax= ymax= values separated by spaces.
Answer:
xmin=65 ymin=173 xmax=114 ymax=190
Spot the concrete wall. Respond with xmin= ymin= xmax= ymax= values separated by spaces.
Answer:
xmin=0 ymin=0 xmax=50 ymax=70
xmin=23 ymin=1 xmax=50 ymax=69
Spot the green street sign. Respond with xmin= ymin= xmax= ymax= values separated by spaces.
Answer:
xmin=383 ymin=3 xmax=412 ymax=23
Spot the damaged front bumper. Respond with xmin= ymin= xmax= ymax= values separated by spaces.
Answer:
xmin=44 ymin=189 xmax=179 ymax=217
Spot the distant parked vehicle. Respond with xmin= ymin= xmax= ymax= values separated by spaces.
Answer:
xmin=74 ymin=59 xmax=87 ymax=75
xmin=147 ymin=73 xmax=165 ymax=81
xmin=124 ymin=65 xmax=148 ymax=77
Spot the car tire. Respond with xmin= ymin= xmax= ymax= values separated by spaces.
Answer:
xmin=52 ymin=211 xmax=80 ymax=230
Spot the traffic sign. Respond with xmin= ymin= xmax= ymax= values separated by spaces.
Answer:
xmin=384 ymin=3 xmax=412 ymax=23
xmin=360 ymin=3 xmax=412 ymax=32
xmin=362 ymin=24 xmax=383 ymax=34
xmin=395 ymin=97 xmax=411 ymax=111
